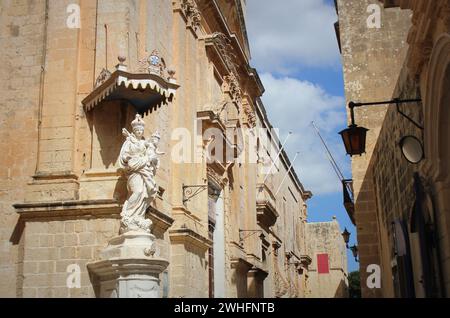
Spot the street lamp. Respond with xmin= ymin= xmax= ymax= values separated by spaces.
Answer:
xmin=341 ymin=228 xmax=351 ymax=248
xmin=340 ymin=98 xmax=423 ymax=162
xmin=350 ymin=244 xmax=359 ymax=262
xmin=341 ymin=228 xmax=358 ymax=262
xmin=339 ymin=124 xmax=369 ymax=156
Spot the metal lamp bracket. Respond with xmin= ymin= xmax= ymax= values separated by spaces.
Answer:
xmin=182 ymin=184 xmax=208 ymax=204
xmin=239 ymin=230 xmax=263 ymax=245
xmin=393 ymin=98 xmax=424 ymax=130
xmin=348 ymin=98 xmax=423 ymax=130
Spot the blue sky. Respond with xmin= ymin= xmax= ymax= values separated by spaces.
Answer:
xmin=246 ymin=0 xmax=359 ymax=272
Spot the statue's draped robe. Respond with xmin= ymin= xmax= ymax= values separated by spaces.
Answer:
xmin=119 ymin=136 xmax=157 ymax=232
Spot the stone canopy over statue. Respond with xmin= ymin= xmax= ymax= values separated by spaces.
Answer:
xmin=119 ymin=114 xmax=164 ymax=234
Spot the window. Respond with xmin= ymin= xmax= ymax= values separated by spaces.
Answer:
xmin=317 ymin=254 xmax=330 ymax=274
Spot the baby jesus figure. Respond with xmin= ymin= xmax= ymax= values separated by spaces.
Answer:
xmin=145 ymin=131 xmax=165 ymax=176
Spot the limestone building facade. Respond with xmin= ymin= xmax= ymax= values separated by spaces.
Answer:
xmin=0 ymin=0 xmax=346 ymax=298
xmin=306 ymin=218 xmax=348 ymax=298
xmin=336 ymin=0 xmax=450 ymax=297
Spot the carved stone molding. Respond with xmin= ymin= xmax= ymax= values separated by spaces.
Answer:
xmin=14 ymin=199 xmax=120 ymax=220
xmin=272 ymin=241 xmax=289 ymax=298
xmin=94 ymin=68 xmax=112 ymax=89
xmin=137 ymin=50 xmax=172 ymax=80
xmin=174 ymin=0 xmax=202 ymax=31
xmin=87 ymin=232 xmax=169 ymax=298
xmin=207 ymin=165 xmax=226 ymax=188
xmin=223 ymin=72 xmax=242 ymax=105
xmin=205 ymin=32 xmax=258 ymax=123
xmin=399 ymin=1 xmax=450 ymax=77
xmin=242 ymin=99 xmax=256 ymax=128
xmin=210 ymin=32 xmax=239 ymax=76
xmin=169 ymin=228 xmax=212 ymax=251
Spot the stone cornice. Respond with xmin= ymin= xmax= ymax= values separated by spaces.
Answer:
xmin=230 ymin=256 xmax=253 ymax=272
xmin=148 ymin=206 xmax=175 ymax=234
xmin=15 ymin=199 xmax=174 ymax=234
xmin=14 ymin=199 xmax=121 ymax=220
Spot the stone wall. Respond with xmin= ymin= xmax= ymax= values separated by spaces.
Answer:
xmin=336 ymin=0 xmax=412 ymax=297
xmin=368 ymin=0 xmax=450 ymax=297
xmin=0 ymin=0 xmax=46 ymax=297
xmin=21 ymin=218 xmax=119 ymax=298
xmin=338 ymin=0 xmax=450 ymax=297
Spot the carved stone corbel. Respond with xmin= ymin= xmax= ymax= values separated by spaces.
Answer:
xmin=242 ymin=98 xmax=256 ymax=128
xmin=223 ymin=72 xmax=242 ymax=105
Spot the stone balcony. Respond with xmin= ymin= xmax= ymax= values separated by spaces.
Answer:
xmin=256 ymin=183 xmax=278 ymax=229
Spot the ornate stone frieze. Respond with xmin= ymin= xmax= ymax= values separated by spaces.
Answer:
xmin=209 ymin=32 xmax=258 ymax=125
xmin=378 ymin=0 xmax=450 ymax=77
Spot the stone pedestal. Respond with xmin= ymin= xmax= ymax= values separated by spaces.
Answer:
xmin=87 ymin=231 xmax=169 ymax=298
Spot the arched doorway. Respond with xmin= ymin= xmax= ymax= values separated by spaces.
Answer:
xmin=422 ymin=33 xmax=450 ymax=297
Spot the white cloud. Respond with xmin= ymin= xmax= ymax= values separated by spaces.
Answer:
xmin=259 ymin=73 xmax=349 ymax=195
xmin=246 ymin=0 xmax=339 ymax=74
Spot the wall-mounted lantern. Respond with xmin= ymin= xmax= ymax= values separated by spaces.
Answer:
xmin=350 ymin=244 xmax=359 ymax=262
xmin=342 ymin=228 xmax=351 ymax=249
xmin=340 ymin=98 xmax=424 ymax=164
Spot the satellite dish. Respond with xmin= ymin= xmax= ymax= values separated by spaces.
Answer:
xmin=400 ymin=136 xmax=424 ymax=164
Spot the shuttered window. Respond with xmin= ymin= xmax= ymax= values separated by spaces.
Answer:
xmin=317 ymin=254 xmax=329 ymax=274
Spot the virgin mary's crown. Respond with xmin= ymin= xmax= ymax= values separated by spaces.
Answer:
xmin=131 ymin=114 xmax=145 ymax=129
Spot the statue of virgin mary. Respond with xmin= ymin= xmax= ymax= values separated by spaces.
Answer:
xmin=118 ymin=114 xmax=159 ymax=234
